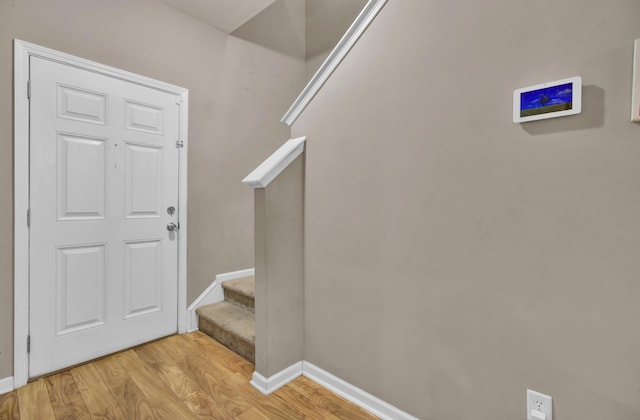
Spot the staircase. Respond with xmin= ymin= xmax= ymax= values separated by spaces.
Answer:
xmin=196 ymin=276 xmax=255 ymax=363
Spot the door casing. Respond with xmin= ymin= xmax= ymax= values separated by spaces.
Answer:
xmin=13 ymin=39 xmax=189 ymax=388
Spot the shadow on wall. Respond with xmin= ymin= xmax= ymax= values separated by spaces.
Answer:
xmin=231 ymin=0 xmax=305 ymax=59
xmin=521 ymin=85 xmax=605 ymax=135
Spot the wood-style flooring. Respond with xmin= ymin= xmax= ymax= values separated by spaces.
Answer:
xmin=0 ymin=331 xmax=378 ymax=419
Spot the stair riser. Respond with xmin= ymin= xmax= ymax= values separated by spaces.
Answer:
xmin=198 ymin=317 xmax=255 ymax=363
xmin=224 ymin=288 xmax=255 ymax=313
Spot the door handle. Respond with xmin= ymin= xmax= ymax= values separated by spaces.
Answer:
xmin=167 ymin=222 xmax=179 ymax=231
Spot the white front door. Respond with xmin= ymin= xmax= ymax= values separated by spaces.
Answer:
xmin=29 ymin=56 xmax=181 ymax=377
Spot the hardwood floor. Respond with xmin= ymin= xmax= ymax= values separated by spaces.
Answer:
xmin=0 ymin=332 xmax=378 ymax=419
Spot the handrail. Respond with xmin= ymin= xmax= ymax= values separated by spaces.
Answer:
xmin=281 ymin=0 xmax=388 ymax=126
xmin=242 ymin=137 xmax=306 ymax=188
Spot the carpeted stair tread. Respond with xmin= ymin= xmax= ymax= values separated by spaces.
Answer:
xmin=222 ymin=276 xmax=255 ymax=312
xmin=196 ymin=301 xmax=255 ymax=363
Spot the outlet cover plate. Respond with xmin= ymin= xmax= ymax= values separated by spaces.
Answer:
xmin=527 ymin=389 xmax=552 ymax=420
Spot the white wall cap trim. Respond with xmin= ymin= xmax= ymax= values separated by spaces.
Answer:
xmin=0 ymin=377 xmax=14 ymax=395
xmin=250 ymin=361 xmax=303 ymax=395
xmin=302 ymin=361 xmax=419 ymax=420
xmin=214 ymin=268 xmax=255 ymax=284
xmin=281 ymin=0 xmax=389 ymax=126
xmin=187 ymin=268 xmax=255 ymax=332
xmin=242 ymin=137 xmax=306 ymax=188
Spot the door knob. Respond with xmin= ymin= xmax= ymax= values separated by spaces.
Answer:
xmin=167 ymin=222 xmax=179 ymax=231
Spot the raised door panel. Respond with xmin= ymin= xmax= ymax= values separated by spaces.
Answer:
xmin=125 ymin=100 xmax=163 ymax=135
xmin=124 ymin=240 xmax=162 ymax=319
xmin=125 ymin=143 xmax=162 ymax=219
xmin=56 ymin=244 xmax=106 ymax=335
xmin=56 ymin=133 xmax=107 ymax=220
xmin=57 ymin=84 xmax=107 ymax=125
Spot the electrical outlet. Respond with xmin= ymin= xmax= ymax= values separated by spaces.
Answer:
xmin=527 ymin=389 xmax=552 ymax=420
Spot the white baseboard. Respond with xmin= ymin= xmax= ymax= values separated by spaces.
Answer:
xmin=0 ymin=376 xmax=14 ymax=395
xmin=302 ymin=361 xmax=419 ymax=420
xmin=186 ymin=268 xmax=255 ymax=332
xmin=250 ymin=361 xmax=303 ymax=395
xmin=250 ymin=361 xmax=418 ymax=420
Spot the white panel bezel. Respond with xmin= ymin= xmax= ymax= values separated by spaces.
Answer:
xmin=513 ymin=76 xmax=582 ymax=123
xmin=631 ymin=39 xmax=640 ymax=122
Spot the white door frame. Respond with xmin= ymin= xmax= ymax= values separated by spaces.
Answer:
xmin=13 ymin=39 xmax=189 ymax=388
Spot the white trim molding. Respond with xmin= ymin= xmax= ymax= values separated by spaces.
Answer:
xmin=250 ymin=361 xmax=418 ymax=420
xmin=0 ymin=377 xmax=14 ymax=395
xmin=303 ymin=362 xmax=419 ymax=420
xmin=187 ymin=268 xmax=255 ymax=332
xmin=250 ymin=362 xmax=303 ymax=395
xmin=242 ymin=137 xmax=306 ymax=188
xmin=632 ymin=39 xmax=640 ymax=122
xmin=13 ymin=39 xmax=189 ymax=388
xmin=13 ymin=39 xmax=30 ymax=390
xmin=177 ymin=90 xmax=190 ymax=335
xmin=281 ymin=0 xmax=389 ymax=126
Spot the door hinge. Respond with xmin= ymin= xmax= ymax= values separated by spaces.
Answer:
xmin=27 ymin=335 xmax=30 ymax=353
xmin=27 ymin=208 xmax=31 ymax=228
xmin=27 ymin=80 xmax=31 ymax=99
xmin=176 ymin=141 xmax=184 ymax=148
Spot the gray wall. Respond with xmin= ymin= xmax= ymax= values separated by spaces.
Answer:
xmin=305 ymin=0 xmax=367 ymax=80
xmin=254 ymin=155 xmax=305 ymax=377
xmin=293 ymin=1 xmax=640 ymax=418
xmin=0 ymin=0 xmax=305 ymax=379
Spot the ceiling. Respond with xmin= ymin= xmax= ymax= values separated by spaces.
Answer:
xmin=159 ymin=0 xmax=368 ymax=59
xmin=305 ymin=0 xmax=367 ymax=58
xmin=159 ymin=0 xmax=276 ymax=34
